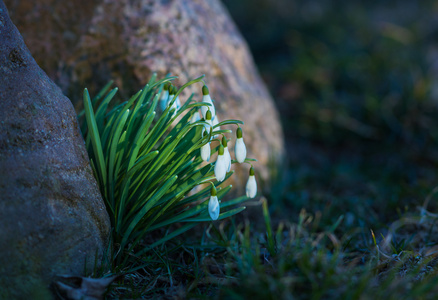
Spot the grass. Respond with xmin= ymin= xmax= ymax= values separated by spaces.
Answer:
xmin=75 ymin=1 xmax=438 ymax=299
xmin=99 ymin=199 xmax=438 ymax=299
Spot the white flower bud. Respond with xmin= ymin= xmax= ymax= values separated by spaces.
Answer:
xmin=222 ymin=136 xmax=231 ymax=172
xmin=214 ymin=145 xmax=227 ymax=182
xmin=246 ymin=167 xmax=257 ymax=198
xmin=224 ymin=146 xmax=231 ymax=172
xmin=208 ymin=188 xmax=220 ymax=221
xmin=200 ymin=142 xmax=211 ymax=162
xmin=235 ymin=127 xmax=247 ymax=163
xmin=235 ymin=138 xmax=247 ymax=163
xmin=159 ymin=88 xmax=169 ymax=111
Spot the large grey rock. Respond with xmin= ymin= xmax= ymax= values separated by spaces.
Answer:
xmin=5 ymin=0 xmax=285 ymax=190
xmin=0 ymin=1 xmax=111 ymax=298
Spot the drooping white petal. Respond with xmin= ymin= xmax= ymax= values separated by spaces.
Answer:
xmin=190 ymin=111 xmax=201 ymax=123
xmin=224 ymin=146 xmax=231 ymax=172
xmin=246 ymin=175 xmax=257 ymax=198
xmin=235 ymin=137 xmax=247 ymax=163
xmin=208 ymin=195 xmax=220 ymax=220
xmin=175 ymin=96 xmax=181 ymax=110
xmin=200 ymin=142 xmax=211 ymax=162
xmin=211 ymin=115 xmax=220 ymax=138
xmin=159 ymin=90 xmax=169 ymax=111
xmin=169 ymin=97 xmax=180 ymax=117
xmin=214 ymin=154 xmax=227 ymax=182
xmin=206 ymin=117 xmax=212 ymax=127
xmin=201 ymin=94 xmax=215 ymax=119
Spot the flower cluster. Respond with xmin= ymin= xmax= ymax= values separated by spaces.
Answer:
xmin=191 ymin=84 xmax=258 ymax=220
xmin=159 ymin=82 xmax=257 ymax=221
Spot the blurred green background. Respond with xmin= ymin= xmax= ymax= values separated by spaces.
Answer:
xmin=223 ymin=0 xmax=438 ymax=229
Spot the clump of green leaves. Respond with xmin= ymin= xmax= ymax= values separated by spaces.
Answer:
xmin=80 ymin=74 xmax=252 ymax=268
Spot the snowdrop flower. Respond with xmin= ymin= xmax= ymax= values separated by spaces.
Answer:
xmin=246 ymin=166 xmax=257 ymax=198
xmin=208 ymin=186 xmax=220 ymax=220
xmin=201 ymin=85 xmax=215 ymax=119
xmin=200 ymin=132 xmax=211 ymax=162
xmin=159 ymin=83 xmax=170 ymax=111
xmin=234 ymin=127 xmax=247 ymax=163
xmin=222 ymin=136 xmax=231 ymax=172
xmin=214 ymin=144 xmax=227 ymax=182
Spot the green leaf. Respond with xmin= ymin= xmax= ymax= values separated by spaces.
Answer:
xmin=215 ymin=119 xmax=244 ymax=127
xmin=83 ymin=89 xmax=107 ymax=195
xmin=126 ymin=111 xmax=156 ymax=172
xmin=108 ymin=109 xmax=130 ymax=208
xmin=95 ymin=87 xmax=118 ymax=135
xmin=92 ymin=80 xmax=114 ymax=109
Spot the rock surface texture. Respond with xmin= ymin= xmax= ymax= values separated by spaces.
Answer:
xmin=5 ymin=0 xmax=285 ymax=188
xmin=0 ymin=1 xmax=110 ymax=298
